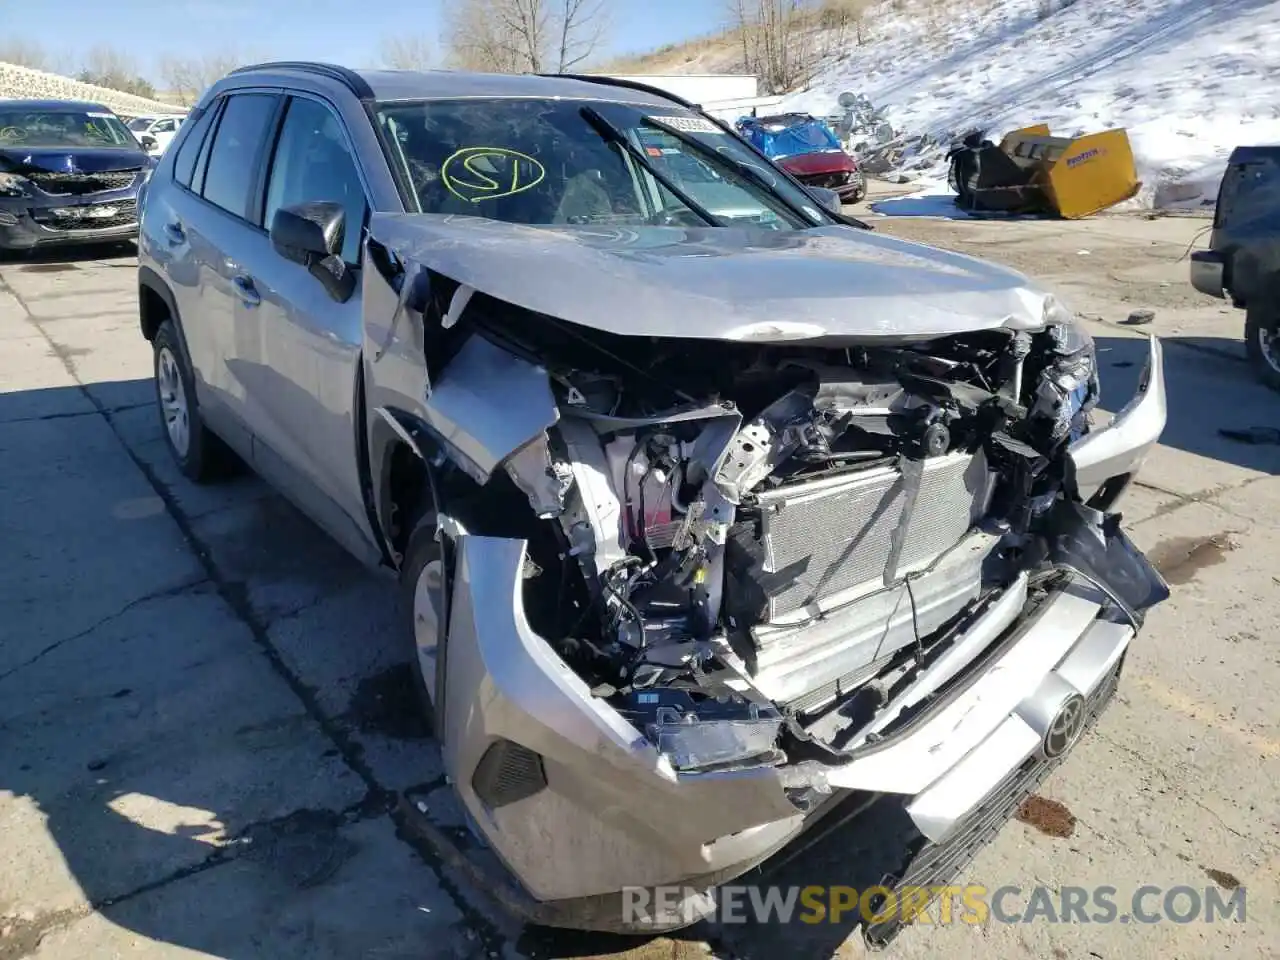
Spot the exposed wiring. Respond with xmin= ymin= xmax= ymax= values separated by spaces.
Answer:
xmin=904 ymin=572 xmax=924 ymax=666
xmin=1174 ymin=223 xmax=1213 ymax=263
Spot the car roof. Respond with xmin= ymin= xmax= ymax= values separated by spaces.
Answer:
xmin=0 ymin=99 xmax=116 ymax=113
xmin=223 ymin=63 xmax=690 ymax=110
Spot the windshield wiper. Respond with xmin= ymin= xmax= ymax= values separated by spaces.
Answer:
xmin=578 ymin=106 xmax=722 ymax=228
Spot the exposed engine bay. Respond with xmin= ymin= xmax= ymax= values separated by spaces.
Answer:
xmin=401 ymin=268 xmax=1140 ymax=783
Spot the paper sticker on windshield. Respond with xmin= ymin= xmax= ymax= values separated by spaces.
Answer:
xmin=87 ymin=112 xmax=114 ymax=119
xmin=441 ymin=147 xmax=545 ymax=203
xmin=648 ymin=115 xmax=724 ymax=134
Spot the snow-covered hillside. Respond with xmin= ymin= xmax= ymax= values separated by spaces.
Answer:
xmin=779 ymin=0 xmax=1280 ymax=208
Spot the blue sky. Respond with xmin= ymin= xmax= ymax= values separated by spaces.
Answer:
xmin=2 ymin=0 xmax=729 ymax=81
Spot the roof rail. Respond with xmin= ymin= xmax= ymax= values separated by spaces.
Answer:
xmin=540 ymin=73 xmax=697 ymax=110
xmin=228 ymin=61 xmax=375 ymax=101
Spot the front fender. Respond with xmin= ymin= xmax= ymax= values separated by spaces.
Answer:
xmin=1069 ymin=335 xmax=1165 ymax=504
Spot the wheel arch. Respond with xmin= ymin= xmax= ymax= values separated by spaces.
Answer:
xmin=369 ymin=406 xmax=440 ymax=569
xmin=137 ymin=267 xmax=200 ymax=382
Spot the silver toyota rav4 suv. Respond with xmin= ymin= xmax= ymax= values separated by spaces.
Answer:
xmin=137 ymin=62 xmax=1170 ymax=945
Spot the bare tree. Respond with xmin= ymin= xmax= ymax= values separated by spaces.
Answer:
xmin=553 ymin=0 xmax=609 ymax=71
xmin=0 ymin=39 xmax=56 ymax=71
xmin=725 ymin=0 xmax=815 ymax=94
xmin=159 ymin=50 xmax=252 ymax=106
xmin=816 ymin=0 xmax=870 ymax=51
xmin=445 ymin=0 xmax=610 ymax=73
xmin=379 ymin=34 xmax=435 ymax=71
xmin=77 ymin=45 xmax=156 ymax=99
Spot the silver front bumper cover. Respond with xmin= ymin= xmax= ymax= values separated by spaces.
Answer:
xmin=1069 ymin=334 xmax=1165 ymax=502
xmin=433 ymin=336 xmax=1167 ymax=913
xmin=823 ymin=575 xmax=1132 ymax=841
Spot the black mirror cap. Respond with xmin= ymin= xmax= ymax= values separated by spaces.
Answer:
xmin=140 ymin=135 xmax=157 ymax=150
xmin=808 ymin=186 xmax=843 ymax=215
xmin=270 ymin=201 xmax=345 ymax=265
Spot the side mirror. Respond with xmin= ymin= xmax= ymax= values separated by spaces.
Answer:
xmin=270 ymin=202 xmax=355 ymax=303
xmin=271 ymin=201 xmax=344 ymax=263
xmin=808 ymin=186 xmax=843 ymax=215
xmin=140 ymin=135 xmax=158 ymax=152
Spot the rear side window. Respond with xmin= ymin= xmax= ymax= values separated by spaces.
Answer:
xmin=1216 ymin=161 xmax=1274 ymax=228
xmin=200 ymin=93 xmax=279 ymax=220
xmin=172 ymin=106 xmax=217 ymax=188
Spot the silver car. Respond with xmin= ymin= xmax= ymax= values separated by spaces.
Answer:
xmin=137 ymin=63 xmax=1170 ymax=945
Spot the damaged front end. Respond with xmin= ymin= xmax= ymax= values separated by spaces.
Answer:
xmin=363 ymin=221 xmax=1169 ymax=936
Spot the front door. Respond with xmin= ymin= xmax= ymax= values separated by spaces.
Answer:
xmin=243 ymin=93 xmax=374 ymax=558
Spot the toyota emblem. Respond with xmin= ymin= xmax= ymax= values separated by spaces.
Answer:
xmin=1042 ymin=693 xmax=1087 ymax=758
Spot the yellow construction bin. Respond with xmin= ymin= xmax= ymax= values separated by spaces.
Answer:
xmin=998 ymin=126 xmax=1141 ymax=219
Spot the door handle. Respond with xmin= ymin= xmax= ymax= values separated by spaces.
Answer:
xmin=163 ymin=222 xmax=185 ymax=245
xmin=232 ymin=275 xmax=261 ymax=307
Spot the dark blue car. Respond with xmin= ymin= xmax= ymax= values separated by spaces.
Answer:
xmin=0 ymin=99 xmax=154 ymax=252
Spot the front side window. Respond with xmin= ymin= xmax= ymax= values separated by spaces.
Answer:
xmin=0 ymin=108 xmax=135 ymax=149
xmin=375 ymin=98 xmax=829 ymax=230
xmin=263 ymin=97 xmax=368 ymax=264
xmin=200 ymin=93 xmax=279 ymax=219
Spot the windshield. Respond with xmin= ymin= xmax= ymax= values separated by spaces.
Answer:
xmin=375 ymin=98 xmax=831 ymax=230
xmin=0 ymin=108 xmax=135 ymax=149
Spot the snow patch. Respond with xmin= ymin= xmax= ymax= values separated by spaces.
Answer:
xmin=781 ymin=0 xmax=1280 ymax=210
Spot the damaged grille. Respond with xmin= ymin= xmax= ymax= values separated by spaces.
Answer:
xmin=745 ymin=451 xmax=993 ymax=622
xmin=27 ymin=169 xmax=139 ymax=196
xmin=36 ymin=199 xmax=138 ymax=232
xmin=800 ymin=171 xmax=856 ymax=190
xmin=862 ymin=656 xmax=1124 ymax=949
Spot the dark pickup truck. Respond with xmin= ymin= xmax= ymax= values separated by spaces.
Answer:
xmin=1191 ymin=145 xmax=1280 ymax=392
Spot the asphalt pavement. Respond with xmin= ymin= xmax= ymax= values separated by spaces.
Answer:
xmin=1 ymin=220 xmax=1277 ymax=959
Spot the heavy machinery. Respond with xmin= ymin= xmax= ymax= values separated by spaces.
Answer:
xmin=949 ymin=124 xmax=1141 ymax=219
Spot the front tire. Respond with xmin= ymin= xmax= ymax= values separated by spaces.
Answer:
xmin=1245 ymin=302 xmax=1280 ymax=394
xmin=399 ymin=513 xmax=449 ymax=734
xmin=152 ymin=320 xmax=235 ymax=482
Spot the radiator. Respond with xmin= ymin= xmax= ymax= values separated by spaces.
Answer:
xmin=749 ymin=450 xmax=993 ymax=622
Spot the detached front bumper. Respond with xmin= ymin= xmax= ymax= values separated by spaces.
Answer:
xmin=0 ymin=191 xmax=140 ymax=250
xmin=431 ymin=335 xmax=1168 ymax=934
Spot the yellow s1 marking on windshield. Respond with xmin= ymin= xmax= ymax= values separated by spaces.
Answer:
xmin=441 ymin=147 xmax=545 ymax=203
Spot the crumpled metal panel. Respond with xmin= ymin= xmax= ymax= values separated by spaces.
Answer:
xmin=367 ymin=212 xmax=1056 ymax=343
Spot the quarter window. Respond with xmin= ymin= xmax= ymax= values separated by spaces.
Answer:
xmin=263 ymin=97 xmax=368 ymax=264
xmin=200 ymin=93 xmax=279 ymax=220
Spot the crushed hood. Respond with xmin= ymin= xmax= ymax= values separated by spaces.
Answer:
xmin=0 ymin=146 xmax=149 ymax=175
xmin=779 ymin=151 xmax=857 ymax=176
xmin=369 ymin=213 xmax=1056 ymax=343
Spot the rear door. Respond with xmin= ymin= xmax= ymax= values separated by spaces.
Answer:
xmin=174 ymin=91 xmax=283 ymax=445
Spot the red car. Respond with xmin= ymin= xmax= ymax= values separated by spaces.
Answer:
xmin=737 ymin=113 xmax=867 ymax=202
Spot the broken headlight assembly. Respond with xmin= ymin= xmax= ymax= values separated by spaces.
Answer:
xmin=617 ymin=687 xmax=784 ymax=774
xmin=1033 ymin=296 xmax=1099 ymax=443
xmin=0 ymin=172 xmax=32 ymax=198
